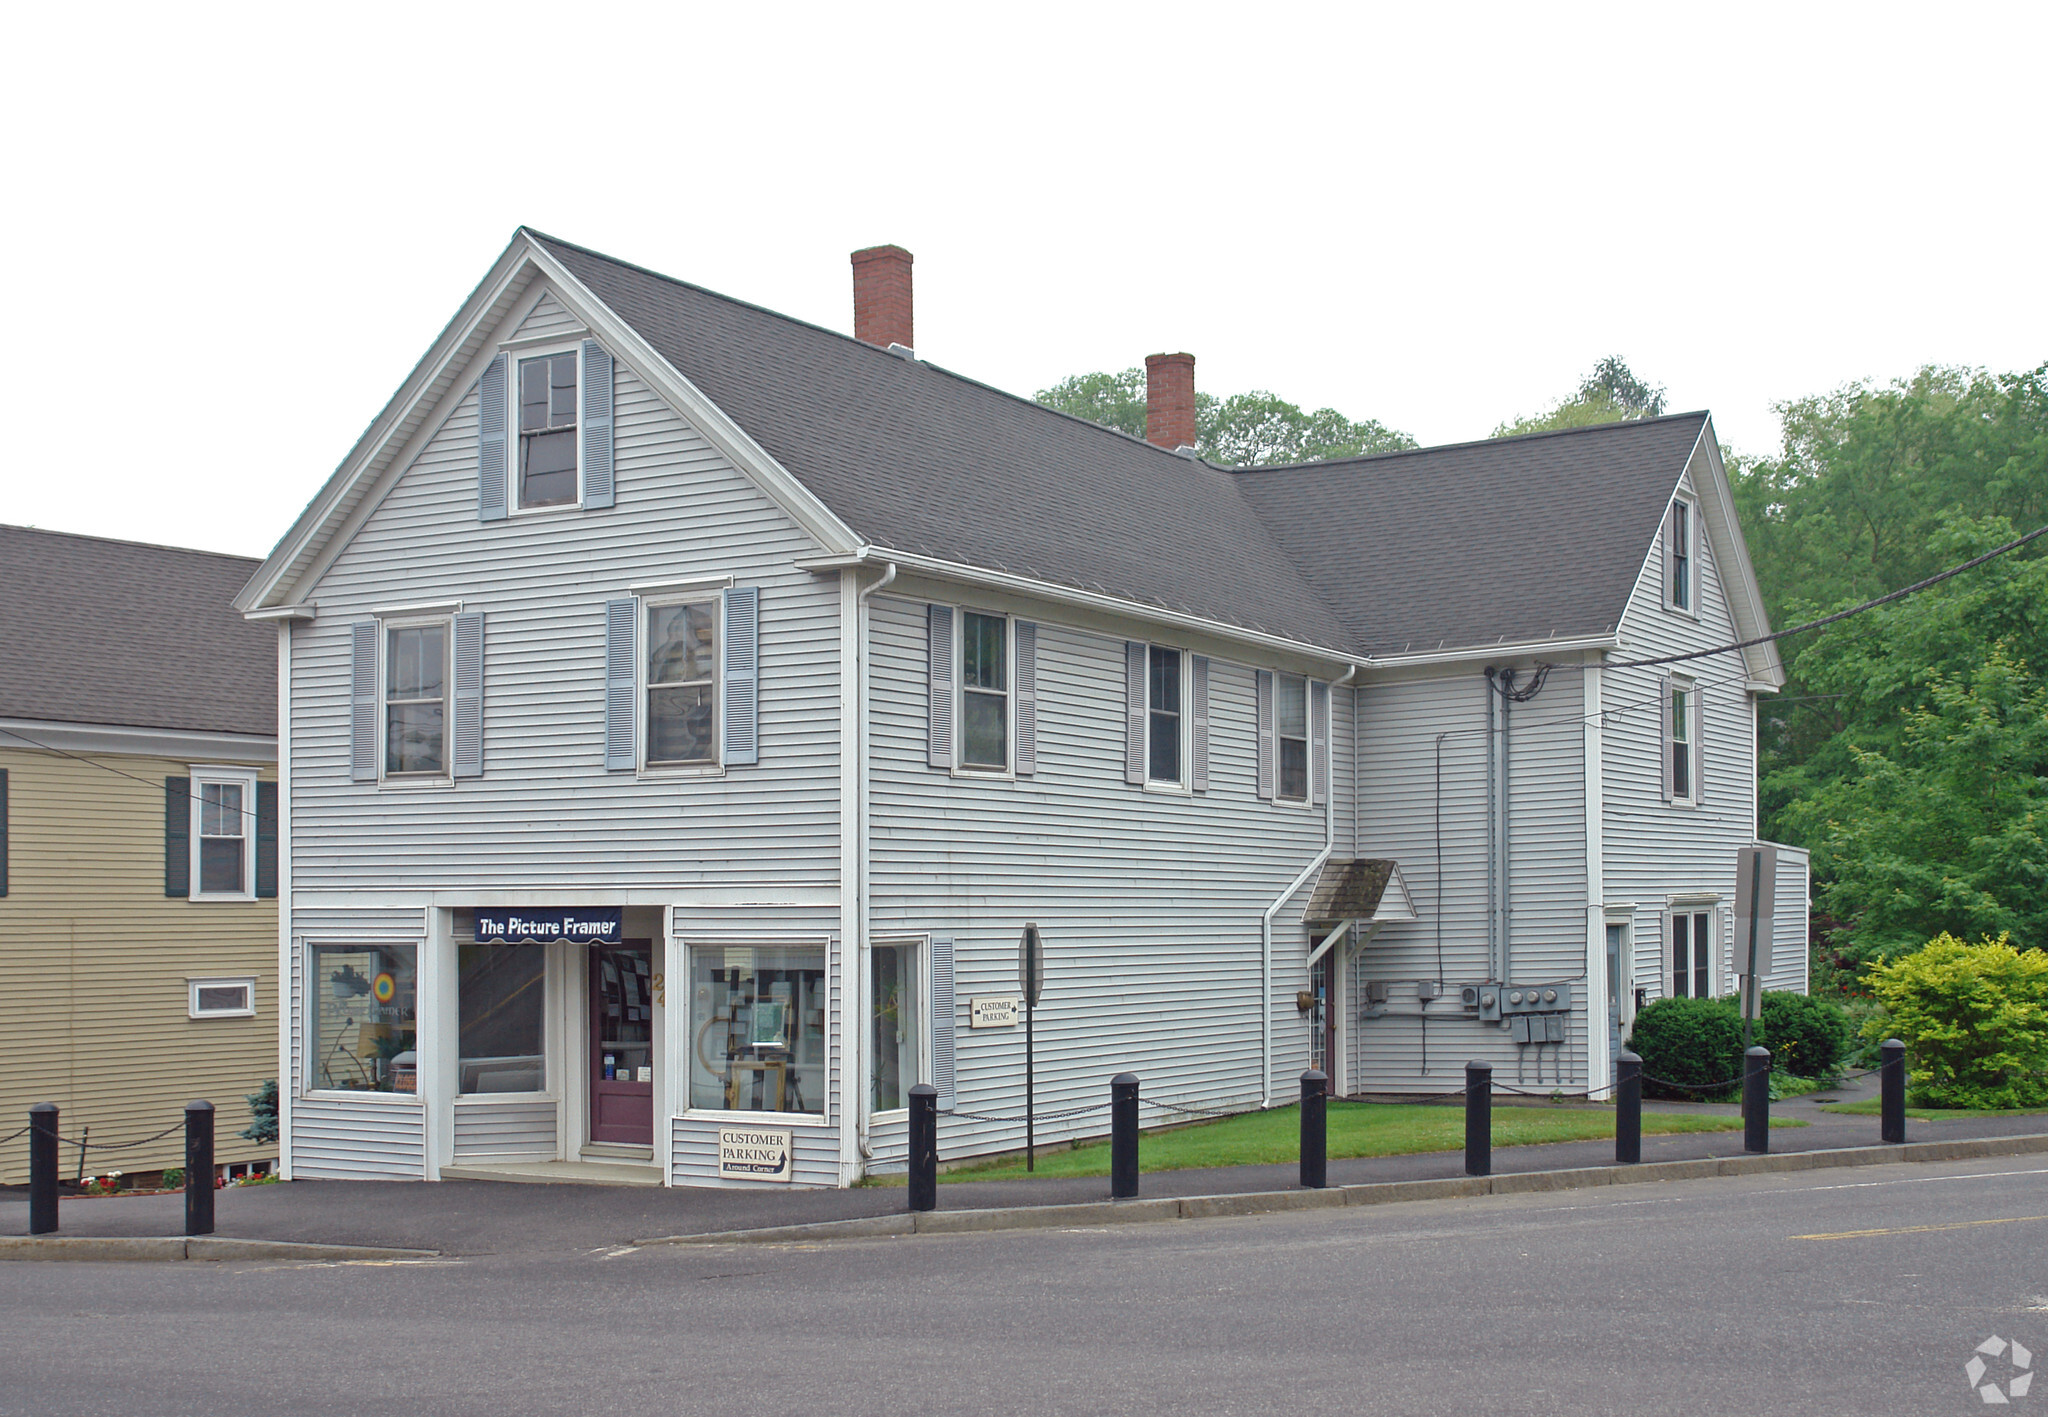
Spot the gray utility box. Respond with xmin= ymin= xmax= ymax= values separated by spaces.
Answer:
xmin=1511 ymin=1015 xmax=1569 ymax=1043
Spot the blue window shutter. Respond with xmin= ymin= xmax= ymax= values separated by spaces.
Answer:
xmin=1659 ymin=674 xmax=1674 ymax=803
xmin=1124 ymin=641 xmax=1145 ymax=785
xmin=453 ymin=611 xmax=485 ymax=779
xmin=164 ymin=777 xmax=190 ymax=897
xmin=1014 ymin=620 xmax=1038 ymax=776
xmin=581 ymin=340 xmax=615 ymax=509
xmin=1694 ymin=683 xmax=1706 ymax=806
xmin=1311 ymin=680 xmax=1330 ymax=808
xmin=256 ymin=781 xmax=279 ymax=898
xmin=350 ymin=621 xmax=379 ymax=783
xmin=478 ymin=353 xmax=508 ymax=522
xmin=605 ymin=598 xmax=638 ymax=772
xmin=927 ymin=604 xmax=954 ymax=769
xmin=1256 ymin=670 xmax=1276 ymax=801
xmin=930 ymin=936 xmax=956 ymax=1111
xmin=1190 ymin=656 xmax=1211 ymax=793
xmin=723 ymin=586 xmax=760 ymax=766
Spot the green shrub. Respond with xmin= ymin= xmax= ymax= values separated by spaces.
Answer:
xmin=1759 ymin=991 xmax=1850 ymax=1078
xmin=1863 ymin=933 xmax=2048 ymax=1109
xmin=241 ymin=1079 xmax=278 ymax=1145
xmin=159 ymin=1167 xmax=184 ymax=1189
xmin=1626 ymin=996 xmax=1746 ymax=1099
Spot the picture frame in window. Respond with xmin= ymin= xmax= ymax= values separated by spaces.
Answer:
xmin=187 ymin=766 xmax=260 ymax=900
xmin=188 ymin=977 xmax=257 ymax=1019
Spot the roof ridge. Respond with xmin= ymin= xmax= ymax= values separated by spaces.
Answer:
xmin=0 ymin=522 xmax=261 ymax=565
xmin=1227 ymin=409 xmax=1712 ymax=476
xmin=525 ymin=229 xmax=1223 ymax=476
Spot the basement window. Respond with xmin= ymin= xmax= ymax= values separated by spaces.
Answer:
xmin=189 ymin=978 xmax=256 ymax=1019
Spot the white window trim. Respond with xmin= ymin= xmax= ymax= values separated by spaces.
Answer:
xmin=679 ymin=939 xmax=830 ymax=1123
xmin=1668 ymin=674 xmax=1699 ymax=807
xmin=1141 ymin=643 xmax=1193 ymax=793
xmin=867 ymin=933 xmax=931 ymax=1118
xmin=1275 ymin=671 xmax=1313 ymax=807
xmin=507 ymin=340 xmax=586 ymax=516
xmin=1666 ymin=496 xmax=1700 ymax=619
xmin=379 ymin=614 xmax=455 ymax=788
xmin=188 ymin=764 xmax=259 ymax=901
xmin=951 ymin=607 xmax=1016 ymax=780
xmin=188 ymin=976 xmax=256 ymax=1019
xmin=1666 ymin=905 xmax=1721 ymax=1000
xmin=637 ymin=590 xmax=725 ymax=778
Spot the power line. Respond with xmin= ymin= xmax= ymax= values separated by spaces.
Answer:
xmin=0 ymin=723 xmax=265 ymax=825
xmin=1606 ymin=521 xmax=2048 ymax=672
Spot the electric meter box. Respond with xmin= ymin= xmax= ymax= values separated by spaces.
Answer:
xmin=1499 ymin=981 xmax=1574 ymax=1016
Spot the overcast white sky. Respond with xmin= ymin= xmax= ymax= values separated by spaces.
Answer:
xmin=3 ymin=2 xmax=2042 ymax=559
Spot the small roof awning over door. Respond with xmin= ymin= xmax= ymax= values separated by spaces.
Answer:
xmin=1302 ymin=858 xmax=1417 ymax=930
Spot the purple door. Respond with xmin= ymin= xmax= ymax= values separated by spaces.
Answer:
xmin=590 ymin=941 xmax=655 ymax=1146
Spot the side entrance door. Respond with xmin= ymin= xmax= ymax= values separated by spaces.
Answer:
xmin=590 ymin=940 xmax=655 ymax=1146
xmin=1606 ymin=924 xmax=1626 ymax=1065
xmin=1310 ymin=953 xmax=1339 ymax=1091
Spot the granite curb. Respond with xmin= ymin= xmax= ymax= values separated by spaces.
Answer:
xmin=641 ymin=1131 xmax=2048 ymax=1246
xmin=0 ymin=1236 xmax=440 ymax=1263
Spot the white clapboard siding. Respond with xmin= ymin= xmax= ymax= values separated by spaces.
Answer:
xmin=288 ymin=342 xmax=840 ymax=893
xmin=1605 ymin=448 xmax=1772 ymax=1016
xmin=1347 ymin=665 xmax=1589 ymax=1093
xmin=670 ymin=1118 xmax=840 ymax=1188
xmin=451 ymin=1099 xmax=558 ymax=1161
xmin=513 ymin=292 xmax=581 ymax=344
xmin=865 ymin=598 xmax=1333 ymax=1165
xmin=292 ymin=1095 xmax=426 ymax=1179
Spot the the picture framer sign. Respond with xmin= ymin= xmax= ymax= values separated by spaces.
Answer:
xmin=473 ymin=907 xmax=623 ymax=944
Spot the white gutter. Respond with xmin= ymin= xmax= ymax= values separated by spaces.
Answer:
xmin=1367 ymin=633 xmax=1620 ymax=669
xmin=848 ymin=563 xmax=896 ymax=1177
xmin=798 ymin=549 xmax=1369 ymax=676
xmin=1259 ymin=664 xmax=1358 ymax=1107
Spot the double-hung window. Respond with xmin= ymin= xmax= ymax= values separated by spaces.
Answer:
xmin=1147 ymin=646 xmax=1184 ymax=785
xmin=1668 ymin=499 xmax=1693 ymax=612
xmin=1669 ymin=677 xmax=1694 ymax=803
xmin=1670 ymin=910 xmax=1713 ymax=998
xmin=385 ymin=622 xmax=450 ymax=778
xmin=517 ymin=352 xmax=578 ymax=509
xmin=645 ymin=598 xmax=720 ymax=768
xmin=190 ymin=768 xmax=258 ymax=899
xmin=960 ymin=610 xmax=1009 ymax=771
xmin=1276 ymin=673 xmax=1309 ymax=802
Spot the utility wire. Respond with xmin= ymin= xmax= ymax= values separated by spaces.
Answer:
xmin=0 ymin=723 xmax=265 ymax=826
xmin=1605 ymin=520 xmax=2048 ymax=672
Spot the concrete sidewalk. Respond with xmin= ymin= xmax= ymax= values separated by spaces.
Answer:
xmin=5 ymin=1083 xmax=2041 ymax=1257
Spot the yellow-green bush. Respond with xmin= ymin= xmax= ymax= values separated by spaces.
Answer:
xmin=1863 ymin=933 xmax=2048 ymax=1108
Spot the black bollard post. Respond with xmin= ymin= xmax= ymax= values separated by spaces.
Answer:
xmin=1614 ymin=1050 xmax=1642 ymax=1166
xmin=1300 ymin=1070 xmax=1328 ymax=1189
xmin=1742 ymin=1047 xmax=1771 ymax=1155
xmin=906 ymin=1083 xmax=938 ymax=1213
xmin=29 ymin=1103 xmax=59 ymax=1236
xmin=1464 ymin=1061 xmax=1492 ymax=1178
xmin=1110 ymin=1072 xmax=1140 ymax=1200
xmin=185 ymin=1100 xmax=215 ymax=1237
xmin=1880 ymin=1038 xmax=1907 ymax=1145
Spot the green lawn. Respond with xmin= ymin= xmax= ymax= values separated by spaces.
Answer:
xmin=931 ymin=1101 xmax=1804 ymax=1183
xmin=1817 ymin=1097 xmax=2048 ymax=1121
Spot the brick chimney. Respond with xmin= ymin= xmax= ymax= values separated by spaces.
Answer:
xmin=851 ymin=245 xmax=914 ymax=351
xmin=1145 ymin=352 xmax=1197 ymax=451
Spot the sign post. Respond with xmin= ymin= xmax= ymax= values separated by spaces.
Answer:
xmin=1020 ymin=923 xmax=1045 ymax=1171
xmin=1733 ymin=845 xmax=1778 ymax=1056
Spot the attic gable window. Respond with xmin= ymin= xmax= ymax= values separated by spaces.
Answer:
xmin=1667 ymin=500 xmax=1693 ymax=612
xmin=518 ymin=352 xmax=578 ymax=508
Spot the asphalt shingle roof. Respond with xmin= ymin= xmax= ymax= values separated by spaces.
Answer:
xmin=533 ymin=233 xmax=1708 ymax=662
xmin=0 ymin=525 xmax=275 ymax=736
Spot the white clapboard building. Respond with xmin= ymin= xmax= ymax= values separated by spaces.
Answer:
xmin=233 ymin=232 xmax=1808 ymax=1187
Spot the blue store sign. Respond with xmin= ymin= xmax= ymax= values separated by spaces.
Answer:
xmin=474 ymin=907 xmax=623 ymax=944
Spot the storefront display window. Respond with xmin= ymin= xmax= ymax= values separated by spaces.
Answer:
xmin=310 ymin=943 xmax=418 ymax=1093
xmin=458 ymin=944 xmax=546 ymax=1094
xmin=871 ymin=941 xmax=923 ymax=1112
xmin=688 ymin=944 xmax=825 ymax=1115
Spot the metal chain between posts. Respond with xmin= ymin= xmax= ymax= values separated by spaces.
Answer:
xmin=0 ymin=1126 xmax=28 ymax=1145
xmin=946 ymin=1101 xmax=1107 ymax=1125
xmin=42 ymin=1123 xmax=186 ymax=1152
xmin=1138 ymin=1098 xmax=1253 ymax=1119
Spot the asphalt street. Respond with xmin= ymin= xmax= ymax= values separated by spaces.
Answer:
xmin=5 ymin=1154 xmax=2045 ymax=1416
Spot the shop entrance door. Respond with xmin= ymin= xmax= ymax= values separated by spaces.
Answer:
xmin=590 ymin=940 xmax=655 ymax=1146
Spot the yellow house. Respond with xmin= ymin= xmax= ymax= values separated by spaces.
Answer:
xmin=0 ymin=525 xmax=278 ymax=1185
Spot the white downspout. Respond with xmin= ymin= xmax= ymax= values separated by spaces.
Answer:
xmin=274 ymin=620 xmax=293 ymax=1181
xmin=851 ymin=562 xmax=896 ymax=1174
xmin=1260 ymin=663 xmax=1357 ymax=1108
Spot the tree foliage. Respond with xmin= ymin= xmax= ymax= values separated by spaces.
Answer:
xmin=1492 ymin=355 xmax=1669 ymax=438
xmin=1863 ymin=934 xmax=2048 ymax=1108
xmin=1725 ymin=364 xmax=2048 ymax=968
xmin=1034 ymin=369 xmax=1415 ymax=466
